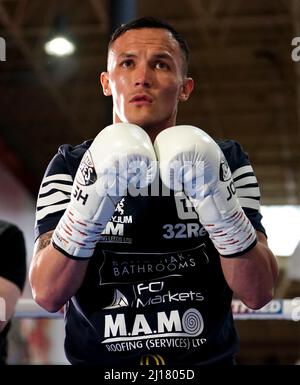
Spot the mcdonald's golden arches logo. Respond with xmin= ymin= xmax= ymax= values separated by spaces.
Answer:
xmin=140 ymin=354 xmax=165 ymax=365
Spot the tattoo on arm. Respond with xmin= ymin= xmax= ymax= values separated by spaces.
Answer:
xmin=34 ymin=230 xmax=54 ymax=254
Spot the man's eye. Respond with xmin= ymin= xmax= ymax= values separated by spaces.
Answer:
xmin=121 ymin=60 xmax=133 ymax=68
xmin=155 ymin=62 xmax=169 ymax=70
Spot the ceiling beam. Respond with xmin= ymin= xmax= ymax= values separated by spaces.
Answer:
xmin=0 ymin=2 xmax=79 ymax=132
xmin=1 ymin=24 xmax=106 ymax=38
xmin=187 ymin=0 xmax=225 ymax=138
xmin=13 ymin=0 xmax=30 ymax=27
xmin=170 ymin=14 xmax=291 ymax=31
xmin=89 ymin=0 xmax=108 ymax=28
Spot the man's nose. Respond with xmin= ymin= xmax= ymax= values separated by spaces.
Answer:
xmin=134 ymin=66 xmax=152 ymax=88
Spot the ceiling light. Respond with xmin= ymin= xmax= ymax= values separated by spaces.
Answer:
xmin=44 ymin=36 xmax=75 ymax=57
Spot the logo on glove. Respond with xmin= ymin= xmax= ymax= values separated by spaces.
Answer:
xmin=219 ymin=159 xmax=231 ymax=182
xmin=77 ymin=150 xmax=97 ymax=186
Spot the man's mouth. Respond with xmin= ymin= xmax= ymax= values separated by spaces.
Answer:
xmin=130 ymin=94 xmax=153 ymax=104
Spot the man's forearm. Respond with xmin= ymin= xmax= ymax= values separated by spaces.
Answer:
xmin=220 ymin=231 xmax=279 ymax=310
xmin=29 ymin=231 xmax=89 ymax=312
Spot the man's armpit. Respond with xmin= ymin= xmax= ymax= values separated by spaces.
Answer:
xmin=34 ymin=230 xmax=54 ymax=254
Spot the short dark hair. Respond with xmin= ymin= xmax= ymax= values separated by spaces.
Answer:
xmin=108 ymin=16 xmax=190 ymax=75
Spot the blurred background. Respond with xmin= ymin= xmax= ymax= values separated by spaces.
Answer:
xmin=0 ymin=0 xmax=299 ymax=364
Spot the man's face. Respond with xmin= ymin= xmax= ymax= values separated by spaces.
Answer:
xmin=101 ymin=28 xmax=193 ymax=131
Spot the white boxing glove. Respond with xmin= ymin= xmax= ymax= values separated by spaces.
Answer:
xmin=52 ymin=123 xmax=157 ymax=259
xmin=154 ymin=125 xmax=257 ymax=257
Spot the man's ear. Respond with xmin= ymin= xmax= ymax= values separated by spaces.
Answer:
xmin=100 ymin=72 xmax=112 ymax=96
xmin=179 ymin=77 xmax=194 ymax=102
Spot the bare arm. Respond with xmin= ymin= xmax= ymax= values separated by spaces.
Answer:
xmin=0 ymin=277 xmax=21 ymax=332
xmin=29 ymin=231 xmax=89 ymax=313
xmin=221 ymin=231 xmax=279 ymax=309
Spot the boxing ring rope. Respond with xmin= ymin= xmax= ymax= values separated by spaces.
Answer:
xmin=14 ymin=298 xmax=300 ymax=321
xmin=15 ymin=299 xmax=62 ymax=319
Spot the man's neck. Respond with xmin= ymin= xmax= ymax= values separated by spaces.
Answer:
xmin=112 ymin=116 xmax=177 ymax=143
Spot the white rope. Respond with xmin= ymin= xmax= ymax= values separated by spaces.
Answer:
xmin=14 ymin=298 xmax=300 ymax=321
xmin=15 ymin=298 xmax=62 ymax=319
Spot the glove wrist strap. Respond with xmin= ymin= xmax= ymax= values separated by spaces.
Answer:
xmin=51 ymin=206 xmax=105 ymax=259
xmin=194 ymin=198 xmax=257 ymax=257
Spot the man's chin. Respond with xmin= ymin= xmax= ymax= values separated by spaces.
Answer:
xmin=126 ymin=118 xmax=154 ymax=130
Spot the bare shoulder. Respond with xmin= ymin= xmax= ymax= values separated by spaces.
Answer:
xmin=34 ymin=230 xmax=54 ymax=255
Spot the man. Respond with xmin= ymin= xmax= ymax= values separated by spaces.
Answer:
xmin=0 ymin=220 xmax=26 ymax=364
xmin=30 ymin=17 xmax=278 ymax=365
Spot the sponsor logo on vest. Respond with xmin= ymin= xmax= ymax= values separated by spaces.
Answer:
xmin=115 ymin=198 xmax=125 ymax=215
xmin=140 ymin=354 xmax=165 ymax=365
xmin=103 ymin=289 xmax=129 ymax=309
xmin=102 ymin=308 xmax=204 ymax=344
xmin=134 ymin=282 xmax=204 ymax=308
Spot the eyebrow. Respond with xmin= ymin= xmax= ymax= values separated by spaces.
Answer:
xmin=152 ymin=53 xmax=174 ymax=61
xmin=117 ymin=52 xmax=137 ymax=59
xmin=117 ymin=52 xmax=174 ymax=61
